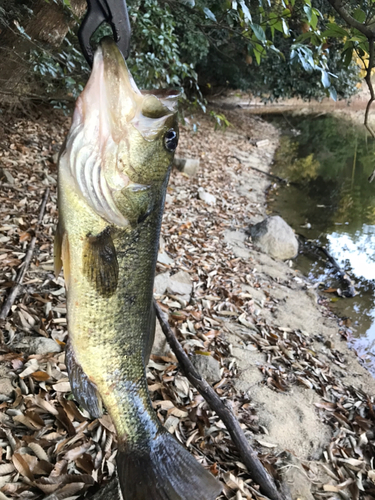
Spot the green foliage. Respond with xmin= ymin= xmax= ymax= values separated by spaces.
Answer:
xmin=209 ymin=111 xmax=232 ymax=130
xmin=126 ymin=0 xmax=198 ymax=93
xmin=9 ymin=0 xmax=367 ymax=103
xmin=29 ymin=38 xmax=88 ymax=99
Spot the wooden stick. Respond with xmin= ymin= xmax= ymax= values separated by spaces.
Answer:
xmin=298 ymin=234 xmax=357 ymax=298
xmin=0 ymin=188 xmax=50 ymax=322
xmin=227 ymin=155 xmax=289 ymax=184
xmin=154 ymin=300 xmax=287 ymax=500
xmin=317 ymin=246 xmax=357 ymax=297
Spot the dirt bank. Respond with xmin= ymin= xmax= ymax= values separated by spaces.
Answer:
xmin=0 ymin=107 xmax=375 ymax=500
xmin=166 ymin=109 xmax=375 ymax=500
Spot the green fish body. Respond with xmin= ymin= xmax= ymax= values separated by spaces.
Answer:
xmin=55 ymin=38 xmax=221 ymax=500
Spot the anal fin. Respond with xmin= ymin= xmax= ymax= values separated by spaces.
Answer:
xmin=66 ymin=339 xmax=103 ymax=418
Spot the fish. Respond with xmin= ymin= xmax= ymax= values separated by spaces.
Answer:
xmin=54 ymin=37 xmax=222 ymax=500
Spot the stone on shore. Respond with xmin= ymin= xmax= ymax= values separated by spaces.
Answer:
xmin=13 ymin=336 xmax=62 ymax=355
xmin=151 ymin=319 xmax=170 ymax=356
xmin=174 ymin=157 xmax=200 ymax=177
xmin=191 ymin=354 xmax=221 ymax=385
xmin=249 ymin=215 xmax=298 ymax=260
xmin=157 ymin=236 xmax=174 ymax=265
xmin=154 ymin=270 xmax=193 ymax=302
xmin=198 ymin=187 xmax=216 ymax=206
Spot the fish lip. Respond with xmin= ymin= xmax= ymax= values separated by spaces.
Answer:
xmin=96 ymin=37 xmax=180 ymax=138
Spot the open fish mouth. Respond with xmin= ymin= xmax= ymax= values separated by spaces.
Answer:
xmin=78 ymin=37 xmax=180 ymax=141
xmin=60 ymin=38 xmax=180 ymax=227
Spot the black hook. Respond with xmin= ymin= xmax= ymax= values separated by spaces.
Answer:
xmin=78 ymin=0 xmax=131 ymax=66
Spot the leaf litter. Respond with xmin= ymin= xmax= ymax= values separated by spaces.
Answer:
xmin=0 ymin=106 xmax=374 ymax=499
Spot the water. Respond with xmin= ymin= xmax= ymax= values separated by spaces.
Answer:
xmin=266 ymin=113 xmax=375 ymax=374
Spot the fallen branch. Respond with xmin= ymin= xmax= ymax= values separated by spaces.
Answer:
xmin=0 ymin=188 xmax=50 ymax=323
xmin=325 ymin=0 xmax=375 ymax=181
xmin=317 ymin=246 xmax=357 ymax=298
xmin=154 ymin=299 xmax=287 ymax=500
xmin=298 ymin=234 xmax=357 ymax=298
xmin=227 ymin=155 xmax=289 ymax=184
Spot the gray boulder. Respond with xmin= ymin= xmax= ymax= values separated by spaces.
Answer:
xmin=174 ymin=157 xmax=200 ymax=178
xmin=198 ymin=187 xmax=216 ymax=206
xmin=249 ymin=216 xmax=298 ymax=260
xmin=191 ymin=354 xmax=221 ymax=385
xmin=151 ymin=320 xmax=170 ymax=356
xmin=154 ymin=271 xmax=192 ymax=301
xmin=13 ymin=336 xmax=62 ymax=355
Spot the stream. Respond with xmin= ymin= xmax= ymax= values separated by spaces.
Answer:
xmin=265 ymin=113 xmax=375 ymax=375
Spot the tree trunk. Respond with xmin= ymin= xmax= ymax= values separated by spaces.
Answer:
xmin=0 ymin=0 xmax=86 ymax=100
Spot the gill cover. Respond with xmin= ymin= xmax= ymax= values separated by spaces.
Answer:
xmin=59 ymin=38 xmax=179 ymax=226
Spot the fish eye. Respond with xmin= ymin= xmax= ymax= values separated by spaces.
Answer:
xmin=164 ymin=129 xmax=178 ymax=152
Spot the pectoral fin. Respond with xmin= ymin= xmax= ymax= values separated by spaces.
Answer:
xmin=83 ymin=229 xmax=119 ymax=297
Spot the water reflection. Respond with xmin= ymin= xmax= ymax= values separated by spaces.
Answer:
xmin=267 ymin=113 xmax=375 ymax=373
xmin=328 ymin=228 xmax=375 ymax=281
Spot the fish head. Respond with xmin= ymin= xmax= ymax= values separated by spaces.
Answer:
xmin=63 ymin=37 xmax=180 ymax=226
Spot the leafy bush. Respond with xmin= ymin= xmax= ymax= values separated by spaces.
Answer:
xmin=13 ymin=0 xmax=362 ymax=103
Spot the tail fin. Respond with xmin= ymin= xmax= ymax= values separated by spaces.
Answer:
xmin=117 ymin=430 xmax=222 ymax=500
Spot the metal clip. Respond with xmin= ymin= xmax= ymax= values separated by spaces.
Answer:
xmin=78 ymin=0 xmax=131 ymax=66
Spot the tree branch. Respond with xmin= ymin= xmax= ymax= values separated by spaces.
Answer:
xmin=364 ymin=38 xmax=375 ymax=139
xmin=325 ymin=0 xmax=375 ymax=181
xmin=0 ymin=189 xmax=50 ymax=326
xmin=325 ymin=0 xmax=375 ymax=38
xmin=154 ymin=300 xmax=288 ymax=500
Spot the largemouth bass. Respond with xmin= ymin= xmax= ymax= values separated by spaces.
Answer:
xmin=54 ymin=38 xmax=221 ymax=500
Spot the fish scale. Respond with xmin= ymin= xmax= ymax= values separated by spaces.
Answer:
xmin=55 ymin=37 xmax=221 ymax=500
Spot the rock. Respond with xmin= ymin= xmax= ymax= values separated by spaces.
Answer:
xmin=157 ymin=236 xmax=174 ymax=265
xmin=13 ymin=336 xmax=62 ymax=355
xmin=166 ymin=271 xmax=192 ymax=298
xmin=198 ymin=187 xmax=216 ymax=206
xmin=151 ymin=319 xmax=170 ymax=356
xmin=191 ymin=354 xmax=221 ymax=385
xmin=157 ymin=251 xmax=174 ymax=266
xmin=0 ymin=377 xmax=14 ymax=398
xmin=154 ymin=272 xmax=171 ymax=296
xmin=256 ymin=139 xmax=270 ymax=148
xmin=249 ymin=216 xmax=298 ymax=260
xmin=31 ymin=338 xmax=62 ymax=355
xmin=154 ymin=271 xmax=193 ymax=300
xmin=174 ymin=157 xmax=200 ymax=177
